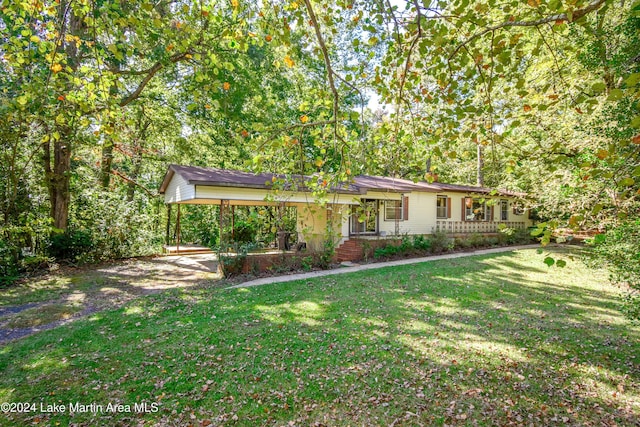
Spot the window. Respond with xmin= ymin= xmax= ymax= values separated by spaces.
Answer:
xmin=500 ymin=199 xmax=508 ymax=221
xmin=437 ymin=196 xmax=449 ymax=219
xmin=384 ymin=199 xmax=403 ymax=221
xmin=512 ymin=203 xmax=525 ymax=216
xmin=464 ymin=198 xmax=491 ymax=221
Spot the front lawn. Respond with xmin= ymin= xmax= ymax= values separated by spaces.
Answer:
xmin=0 ymin=248 xmax=638 ymax=426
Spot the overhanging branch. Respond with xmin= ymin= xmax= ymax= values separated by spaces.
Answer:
xmin=449 ymin=0 xmax=609 ymax=60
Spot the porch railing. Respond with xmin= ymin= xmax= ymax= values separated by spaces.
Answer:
xmin=434 ymin=221 xmax=526 ymax=234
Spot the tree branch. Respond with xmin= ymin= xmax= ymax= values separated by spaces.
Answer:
xmin=449 ymin=0 xmax=609 ymax=60
xmin=118 ymin=51 xmax=192 ymax=107
xmin=303 ymin=0 xmax=339 ymax=139
xmin=110 ymin=169 xmax=157 ymax=197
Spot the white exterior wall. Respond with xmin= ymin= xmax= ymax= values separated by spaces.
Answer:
xmin=429 ymin=192 xmax=533 ymax=229
xmin=195 ymin=185 xmax=357 ymax=205
xmin=164 ymin=173 xmax=196 ymax=203
xmin=378 ymin=192 xmax=438 ymax=235
xmin=347 ymin=192 xmax=533 ymax=237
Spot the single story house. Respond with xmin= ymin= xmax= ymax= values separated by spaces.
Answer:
xmin=159 ymin=165 xmax=532 ymax=261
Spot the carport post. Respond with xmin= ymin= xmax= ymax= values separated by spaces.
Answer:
xmin=176 ymin=204 xmax=181 ymax=253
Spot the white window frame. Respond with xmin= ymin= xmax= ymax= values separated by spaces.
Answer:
xmin=500 ymin=199 xmax=508 ymax=221
xmin=384 ymin=199 xmax=404 ymax=221
xmin=436 ymin=195 xmax=448 ymax=219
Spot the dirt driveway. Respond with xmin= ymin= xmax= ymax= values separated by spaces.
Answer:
xmin=0 ymin=254 xmax=220 ymax=343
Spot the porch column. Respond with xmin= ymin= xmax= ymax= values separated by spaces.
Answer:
xmin=165 ymin=203 xmax=172 ymax=246
xmin=176 ymin=204 xmax=181 ymax=252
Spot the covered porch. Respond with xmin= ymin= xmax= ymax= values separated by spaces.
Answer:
xmin=159 ymin=165 xmax=359 ymax=256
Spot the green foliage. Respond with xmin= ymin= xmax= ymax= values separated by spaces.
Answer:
xmin=430 ymin=231 xmax=455 ymax=254
xmin=468 ymin=233 xmax=486 ymax=248
xmin=0 ymin=235 xmax=20 ymax=285
xmin=18 ymin=255 xmax=54 ymax=274
xmin=230 ymin=220 xmax=257 ymax=245
xmin=373 ymin=244 xmax=399 ymax=259
xmin=500 ymin=227 xmax=535 ymax=245
xmin=454 ymin=236 xmax=473 ymax=250
xmin=301 ymin=256 xmax=314 ymax=272
xmin=47 ymin=230 xmax=93 ymax=262
xmin=219 ymin=244 xmax=251 ymax=278
xmin=588 ymin=220 xmax=640 ymax=321
xmin=318 ymin=235 xmax=336 ymax=269
xmin=412 ymin=234 xmax=432 ymax=251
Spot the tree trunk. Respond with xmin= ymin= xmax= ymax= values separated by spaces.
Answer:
xmin=477 ymin=144 xmax=484 ymax=187
xmin=126 ymin=114 xmax=150 ymax=201
xmin=44 ymin=1 xmax=84 ymax=232
xmin=100 ymin=140 xmax=114 ymax=189
xmin=52 ymin=134 xmax=71 ymax=231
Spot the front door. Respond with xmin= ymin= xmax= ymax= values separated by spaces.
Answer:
xmin=350 ymin=200 xmax=378 ymax=235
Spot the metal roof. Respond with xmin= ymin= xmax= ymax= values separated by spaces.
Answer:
xmin=159 ymin=165 xmax=525 ymax=197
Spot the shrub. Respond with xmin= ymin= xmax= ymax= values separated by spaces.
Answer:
xmin=231 ymin=220 xmax=257 ymax=244
xmin=587 ymin=220 xmax=640 ymax=321
xmin=0 ymin=235 xmax=20 ymax=285
xmin=301 ymin=256 xmax=314 ymax=271
xmin=454 ymin=237 xmax=473 ymax=250
xmin=468 ymin=233 xmax=486 ymax=248
xmin=500 ymin=226 xmax=533 ymax=245
xmin=399 ymin=235 xmax=412 ymax=252
xmin=19 ymin=255 xmax=54 ymax=274
xmin=48 ymin=229 xmax=93 ymax=261
xmin=431 ymin=231 xmax=454 ymax=254
xmin=318 ymin=235 xmax=336 ymax=269
xmin=486 ymin=236 xmax=500 ymax=247
xmin=412 ymin=235 xmax=432 ymax=251
xmin=218 ymin=243 xmax=252 ymax=277
xmin=374 ymin=245 xmax=391 ymax=259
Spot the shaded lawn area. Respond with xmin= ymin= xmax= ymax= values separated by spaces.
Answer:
xmin=0 ymin=248 xmax=638 ymax=426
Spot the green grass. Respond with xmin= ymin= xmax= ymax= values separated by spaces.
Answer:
xmin=0 ymin=248 xmax=638 ymax=426
xmin=3 ymin=304 xmax=83 ymax=329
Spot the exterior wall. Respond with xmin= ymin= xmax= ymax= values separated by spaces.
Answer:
xmin=195 ymin=185 xmax=357 ymax=205
xmin=431 ymin=193 xmax=533 ymax=233
xmin=164 ymin=172 xmax=195 ymax=203
xmin=378 ymin=192 xmax=437 ymax=236
xmin=346 ymin=192 xmax=533 ymax=238
xmin=295 ymin=203 xmax=328 ymax=252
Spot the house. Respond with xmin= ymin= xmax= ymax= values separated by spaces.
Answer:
xmin=159 ymin=165 xmax=533 ymax=261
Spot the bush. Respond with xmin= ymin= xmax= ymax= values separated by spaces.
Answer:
xmin=486 ymin=236 xmax=500 ymax=247
xmin=431 ymin=231 xmax=454 ymax=254
xmin=454 ymin=237 xmax=473 ymax=250
xmin=231 ymin=220 xmax=257 ymax=244
xmin=19 ymin=255 xmax=54 ymax=274
xmin=0 ymin=235 xmax=20 ymax=285
xmin=48 ymin=229 xmax=93 ymax=261
xmin=468 ymin=233 xmax=486 ymax=248
xmin=374 ymin=244 xmax=399 ymax=259
xmin=588 ymin=220 xmax=640 ymax=321
xmin=218 ymin=243 xmax=254 ymax=277
xmin=318 ymin=236 xmax=336 ymax=269
xmin=412 ymin=235 xmax=432 ymax=251
xmin=301 ymin=256 xmax=314 ymax=271
xmin=500 ymin=226 xmax=533 ymax=245
xmin=374 ymin=235 xmax=433 ymax=260
xmin=399 ymin=235 xmax=412 ymax=252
